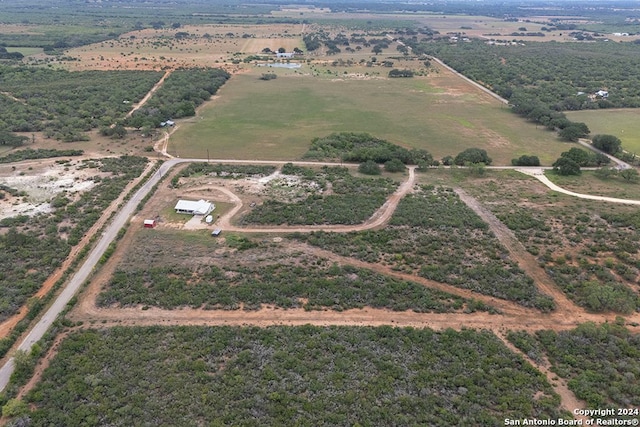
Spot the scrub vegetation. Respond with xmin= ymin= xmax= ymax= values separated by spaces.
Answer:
xmin=508 ymin=322 xmax=640 ymax=410
xmin=0 ymin=156 xmax=148 ymax=322
xmin=458 ymin=171 xmax=640 ymax=313
xmin=239 ymin=166 xmax=398 ymax=226
xmin=0 ymin=67 xmax=162 ymax=141
xmin=297 ymin=185 xmax=554 ymax=310
xmin=24 ymin=326 xmax=565 ymax=426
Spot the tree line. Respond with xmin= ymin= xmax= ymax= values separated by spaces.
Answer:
xmin=124 ymin=68 xmax=230 ymax=132
xmin=0 ymin=66 xmax=162 ymax=142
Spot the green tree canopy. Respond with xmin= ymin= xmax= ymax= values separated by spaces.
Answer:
xmin=358 ymin=160 xmax=381 ymax=175
xmin=511 ymin=155 xmax=540 ymax=166
xmin=384 ymin=158 xmax=406 ymax=172
xmin=0 ymin=130 xmax=28 ymax=147
xmin=619 ymin=168 xmax=639 ymax=182
xmin=559 ymin=123 xmax=590 ymax=142
xmin=553 ymin=157 xmax=581 ymax=175
xmin=454 ymin=148 xmax=492 ymax=166
xmin=592 ymin=134 xmax=622 ymax=154
xmin=560 ymin=147 xmax=609 ymax=167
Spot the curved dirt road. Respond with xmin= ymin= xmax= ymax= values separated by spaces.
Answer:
xmin=216 ymin=167 xmax=416 ymax=233
xmin=518 ymin=168 xmax=640 ymax=205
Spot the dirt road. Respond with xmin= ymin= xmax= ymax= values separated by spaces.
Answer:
xmin=518 ymin=168 xmax=640 ymax=205
xmin=454 ymin=188 xmax=581 ymax=311
xmin=5 ymin=156 xmax=640 ymax=417
xmin=125 ymin=70 xmax=172 ymax=119
xmin=216 ymin=166 xmax=416 ymax=233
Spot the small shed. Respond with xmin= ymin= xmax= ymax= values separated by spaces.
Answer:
xmin=211 ymin=228 xmax=222 ymax=237
xmin=143 ymin=219 xmax=156 ymax=228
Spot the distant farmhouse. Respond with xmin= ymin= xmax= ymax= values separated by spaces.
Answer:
xmin=174 ymin=199 xmax=215 ymax=216
xmin=276 ymin=52 xmax=295 ymax=59
xmin=589 ymin=90 xmax=609 ymax=101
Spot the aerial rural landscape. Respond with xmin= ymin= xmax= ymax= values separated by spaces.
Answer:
xmin=0 ymin=0 xmax=639 ymax=425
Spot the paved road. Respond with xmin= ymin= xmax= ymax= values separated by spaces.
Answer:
xmin=0 ymin=159 xmax=177 ymax=391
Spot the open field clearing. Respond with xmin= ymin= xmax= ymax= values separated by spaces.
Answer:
xmin=23 ymin=326 xmax=565 ymax=426
xmin=169 ymin=64 xmax=566 ymax=164
xmin=0 ymin=158 xmax=97 ymax=220
xmin=95 ymin=164 xmax=493 ymax=314
xmin=96 ymin=229 xmax=490 ymax=314
xmin=566 ymin=109 xmax=640 ymax=154
xmin=5 ymin=47 xmax=43 ymax=56
xmin=62 ymin=24 xmax=304 ymax=71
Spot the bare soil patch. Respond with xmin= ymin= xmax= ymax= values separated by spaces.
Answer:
xmin=0 ymin=159 xmax=101 ymax=220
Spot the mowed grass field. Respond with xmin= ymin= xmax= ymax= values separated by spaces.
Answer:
xmin=566 ymin=109 xmax=640 ymax=153
xmin=170 ymin=64 xmax=566 ymax=164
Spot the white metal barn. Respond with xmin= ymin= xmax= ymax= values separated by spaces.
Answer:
xmin=174 ymin=199 xmax=215 ymax=216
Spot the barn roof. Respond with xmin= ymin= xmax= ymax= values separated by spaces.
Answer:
xmin=175 ymin=199 xmax=214 ymax=215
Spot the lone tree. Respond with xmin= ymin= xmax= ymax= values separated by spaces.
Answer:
xmin=511 ymin=155 xmax=540 ymax=166
xmin=558 ymin=123 xmax=590 ymax=142
xmin=620 ymin=168 xmax=639 ymax=182
xmin=358 ymin=160 xmax=381 ymax=175
xmin=454 ymin=148 xmax=492 ymax=166
xmin=553 ymin=157 xmax=581 ymax=175
xmin=384 ymin=158 xmax=406 ymax=172
xmin=592 ymin=134 xmax=622 ymax=154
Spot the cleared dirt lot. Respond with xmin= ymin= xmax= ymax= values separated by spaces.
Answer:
xmin=0 ymin=158 xmax=100 ymax=220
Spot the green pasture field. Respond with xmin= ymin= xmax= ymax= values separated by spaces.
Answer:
xmin=169 ymin=66 xmax=566 ymax=164
xmin=566 ymin=109 xmax=640 ymax=154
xmin=5 ymin=47 xmax=43 ymax=55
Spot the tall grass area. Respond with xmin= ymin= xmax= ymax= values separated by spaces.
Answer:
xmin=566 ymin=109 xmax=640 ymax=154
xmin=169 ymin=67 xmax=566 ymax=164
